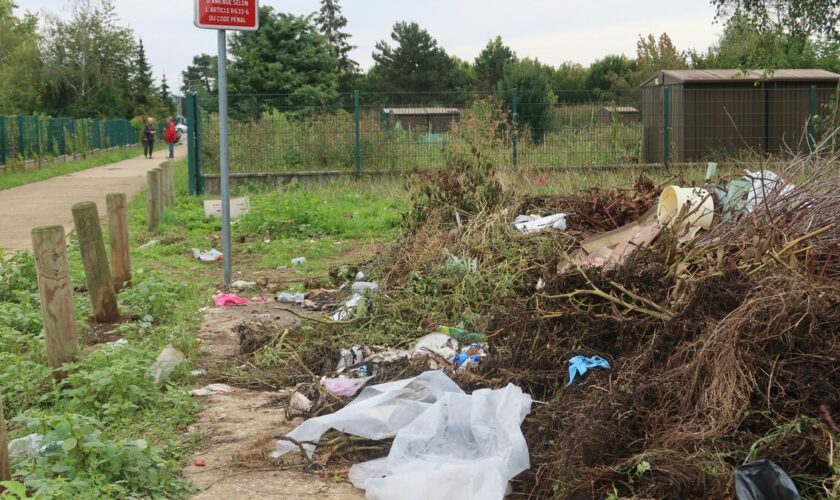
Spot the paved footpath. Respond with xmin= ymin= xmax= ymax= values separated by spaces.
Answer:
xmin=0 ymin=144 xmax=184 ymax=253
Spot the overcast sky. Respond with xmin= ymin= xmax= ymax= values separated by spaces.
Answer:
xmin=21 ymin=0 xmax=723 ymax=91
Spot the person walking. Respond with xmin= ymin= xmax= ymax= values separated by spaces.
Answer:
xmin=143 ymin=117 xmax=156 ymax=159
xmin=163 ymin=117 xmax=177 ymax=159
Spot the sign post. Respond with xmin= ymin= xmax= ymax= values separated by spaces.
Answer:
xmin=194 ymin=0 xmax=258 ymax=286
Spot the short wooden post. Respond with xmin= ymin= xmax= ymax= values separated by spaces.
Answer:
xmin=106 ymin=193 xmax=131 ymax=291
xmin=147 ymin=169 xmax=161 ymax=231
xmin=160 ymin=162 xmax=173 ymax=208
xmin=31 ymin=225 xmax=78 ymax=374
xmin=0 ymin=398 xmax=10 ymax=482
xmin=72 ymin=202 xmax=120 ymax=323
xmin=167 ymin=161 xmax=176 ymax=205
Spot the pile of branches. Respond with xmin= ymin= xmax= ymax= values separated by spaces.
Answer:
xmin=278 ymin=152 xmax=839 ymax=497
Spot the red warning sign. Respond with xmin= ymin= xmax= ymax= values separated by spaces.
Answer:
xmin=194 ymin=0 xmax=259 ymax=31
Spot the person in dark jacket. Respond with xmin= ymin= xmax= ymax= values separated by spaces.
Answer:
xmin=143 ymin=117 xmax=155 ymax=159
xmin=163 ymin=117 xmax=177 ymax=159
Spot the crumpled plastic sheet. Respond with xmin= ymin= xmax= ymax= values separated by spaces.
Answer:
xmin=214 ymin=293 xmax=249 ymax=307
xmin=735 ymin=459 xmax=800 ymax=500
xmin=512 ymin=213 xmax=567 ymax=233
xmin=148 ymin=344 xmax=185 ymax=384
xmin=321 ymin=376 xmax=373 ymax=397
xmin=192 ymin=248 xmax=223 ymax=262
xmin=274 ymin=371 xmax=532 ymax=500
xmin=744 ymin=170 xmax=795 ymax=212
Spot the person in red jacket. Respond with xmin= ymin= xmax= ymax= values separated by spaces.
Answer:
xmin=163 ymin=117 xmax=178 ymax=159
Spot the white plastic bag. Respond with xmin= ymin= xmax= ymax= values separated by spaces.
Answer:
xmin=512 ymin=213 xmax=567 ymax=233
xmin=273 ymin=371 xmax=463 ymax=457
xmin=348 ymin=384 xmax=532 ymax=500
xmin=148 ymin=344 xmax=185 ymax=384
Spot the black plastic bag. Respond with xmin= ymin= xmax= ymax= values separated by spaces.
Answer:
xmin=735 ymin=459 xmax=800 ymax=500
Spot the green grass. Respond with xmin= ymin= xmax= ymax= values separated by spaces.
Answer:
xmin=0 ymin=146 xmax=144 ymax=191
xmin=0 ymin=157 xmax=211 ymax=498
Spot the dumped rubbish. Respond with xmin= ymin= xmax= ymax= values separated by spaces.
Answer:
xmin=512 ymin=213 xmax=567 ymax=233
xmin=321 ymin=376 xmax=373 ymax=397
xmin=190 ymin=383 xmax=234 ymax=396
xmin=214 ymin=293 xmax=249 ymax=307
xmin=735 ymin=459 xmax=800 ymax=500
xmin=192 ymin=248 xmax=224 ymax=262
xmin=355 ymin=271 xmax=365 ymax=280
xmin=413 ymin=332 xmax=459 ymax=359
xmin=138 ymin=239 xmax=159 ymax=250
xmin=204 ymin=197 xmax=250 ymax=219
xmin=194 ymin=459 xmax=206 ymax=467
xmin=657 ymin=186 xmax=714 ymax=229
xmin=439 ymin=325 xmax=486 ymax=343
xmin=148 ymin=344 xmax=185 ymax=384
xmin=291 ymin=257 xmax=306 ymax=265
xmin=450 ymin=343 xmax=487 ymax=368
xmin=106 ymin=338 xmax=128 ymax=348
xmin=567 ymin=355 xmax=610 ymax=386
xmin=230 ymin=280 xmax=257 ymax=290
xmin=717 ymin=169 xmax=796 ymax=218
xmin=276 ymin=291 xmax=306 ymax=303
xmin=336 ymin=345 xmax=365 ymax=372
xmin=562 ymin=207 xmax=660 ymax=272
xmin=7 ymin=434 xmax=46 ymax=459
xmin=190 ymin=369 xmax=206 ymax=377
xmin=274 ymin=371 xmax=532 ymax=500
xmin=289 ymin=391 xmax=314 ymax=414
xmin=350 ymin=281 xmax=379 ymax=293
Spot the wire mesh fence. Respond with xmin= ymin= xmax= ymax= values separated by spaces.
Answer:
xmin=0 ymin=116 xmax=136 ymax=167
xmin=189 ymin=85 xmax=839 ymax=183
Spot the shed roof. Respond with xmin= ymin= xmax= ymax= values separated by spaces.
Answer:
xmin=641 ymin=69 xmax=840 ymax=87
xmin=382 ymin=107 xmax=461 ymax=115
xmin=602 ymin=106 xmax=639 ymax=113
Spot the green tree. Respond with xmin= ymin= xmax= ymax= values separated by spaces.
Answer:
xmin=497 ymin=58 xmax=557 ymax=142
xmin=368 ymin=21 xmax=463 ymax=94
xmin=586 ymin=54 xmax=636 ymax=94
xmin=40 ymin=0 xmax=137 ymax=117
xmin=712 ymin=0 xmax=840 ymax=43
xmin=0 ymin=0 xmax=43 ymax=113
xmin=316 ymin=0 xmax=357 ymax=91
xmin=473 ymin=36 xmax=516 ymax=91
xmin=132 ymin=38 xmax=155 ymax=114
xmin=633 ymin=33 xmax=687 ymax=84
xmin=158 ymin=74 xmax=175 ymax=115
xmin=228 ymin=7 xmax=338 ymax=108
xmin=181 ymin=53 xmax=216 ymax=93
xmin=551 ymin=62 xmax=589 ymax=102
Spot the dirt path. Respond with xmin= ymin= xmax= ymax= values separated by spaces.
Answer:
xmin=184 ymin=301 xmax=364 ymax=499
xmin=0 ymin=144 xmax=184 ymax=253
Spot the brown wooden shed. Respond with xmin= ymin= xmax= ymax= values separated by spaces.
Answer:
xmin=598 ymin=106 xmax=640 ymax=124
xmin=382 ymin=108 xmax=461 ymax=133
xmin=641 ymin=69 xmax=840 ymax=163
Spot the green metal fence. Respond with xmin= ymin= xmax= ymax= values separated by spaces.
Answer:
xmin=186 ymin=86 xmax=838 ymax=194
xmin=0 ymin=115 xmax=136 ymax=167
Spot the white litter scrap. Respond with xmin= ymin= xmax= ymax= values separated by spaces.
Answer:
xmin=148 ymin=344 xmax=185 ymax=384
xmin=230 ymin=280 xmax=257 ymax=290
xmin=330 ymin=282 xmax=379 ymax=321
xmin=513 ymin=213 xmax=567 ymax=233
xmin=744 ymin=169 xmax=796 ymax=211
xmin=274 ymin=371 xmax=532 ymax=500
xmin=192 ymin=248 xmax=223 ymax=262
xmin=190 ymin=383 xmax=234 ymax=396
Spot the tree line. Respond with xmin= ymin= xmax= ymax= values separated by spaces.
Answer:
xmin=0 ymin=0 xmax=174 ymax=119
xmin=183 ymin=0 xmax=840 ymax=108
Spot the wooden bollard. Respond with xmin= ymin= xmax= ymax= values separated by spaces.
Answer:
xmin=72 ymin=202 xmax=120 ymax=323
xmin=147 ymin=169 xmax=161 ymax=231
xmin=31 ymin=225 xmax=78 ymax=374
xmin=160 ymin=162 xmax=173 ymax=208
xmin=106 ymin=193 xmax=131 ymax=291
xmin=167 ymin=161 xmax=176 ymax=205
xmin=1 ymin=398 xmax=10 ymax=481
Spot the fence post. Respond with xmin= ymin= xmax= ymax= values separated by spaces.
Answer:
xmin=72 ymin=201 xmax=120 ymax=323
xmin=17 ymin=116 xmax=25 ymax=160
xmin=511 ymin=88 xmax=518 ymax=167
xmin=353 ymin=89 xmax=361 ymax=177
xmin=808 ymin=84 xmax=817 ymax=150
xmin=663 ymin=86 xmax=670 ymax=171
xmin=31 ymin=225 xmax=79 ymax=376
xmin=106 ymin=193 xmax=131 ymax=291
xmin=147 ymin=169 xmax=162 ymax=231
xmin=1 ymin=397 xmax=10 ymax=482
xmin=186 ymin=93 xmax=200 ymax=195
xmin=0 ymin=116 xmax=6 ymax=166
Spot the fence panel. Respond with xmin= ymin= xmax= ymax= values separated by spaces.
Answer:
xmin=0 ymin=115 xmax=137 ymax=167
xmin=192 ymin=85 xmax=839 ymax=181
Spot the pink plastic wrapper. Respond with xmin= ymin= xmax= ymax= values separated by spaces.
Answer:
xmin=214 ymin=293 xmax=249 ymax=307
xmin=321 ymin=376 xmax=372 ymax=397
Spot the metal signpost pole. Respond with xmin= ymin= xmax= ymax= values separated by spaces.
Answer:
xmin=217 ymin=29 xmax=232 ymax=286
